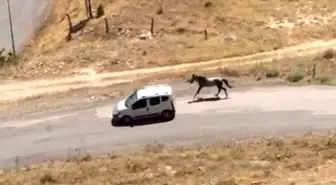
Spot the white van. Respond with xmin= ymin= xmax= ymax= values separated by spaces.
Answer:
xmin=112 ymin=84 xmax=176 ymax=126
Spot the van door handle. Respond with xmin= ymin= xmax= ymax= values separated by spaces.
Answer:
xmin=146 ymin=107 xmax=149 ymax=111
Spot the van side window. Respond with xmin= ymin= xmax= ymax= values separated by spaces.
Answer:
xmin=132 ymin=99 xmax=147 ymax=110
xmin=149 ymin=97 xmax=161 ymax=106
xmin=161 ymin=96 xmax=169 ymax=102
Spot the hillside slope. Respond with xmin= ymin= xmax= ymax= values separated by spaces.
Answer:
xmin=6 ymin=0 xmax=336 ymax=79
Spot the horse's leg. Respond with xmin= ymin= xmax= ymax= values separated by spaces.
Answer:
xmin=221 ymin=87 xmax=228 ymax=98
xmin=193 ymin=86 xmax=203 ymax=99
xmin=215 ymin=81 xmax=223 ymax=97
xmin=215 ymin=85 xmax=221 ymax=97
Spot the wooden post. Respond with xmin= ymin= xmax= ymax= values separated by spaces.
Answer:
xmin=104 ymin=18 xmax=109 ymax=33
xmin=204 ymin=29 xmax=208 ymax=40
xmin=65 ymin=14 xmax=72 ymax=41
xmin=150 ymin=17 xmax=154 ymax=35
xmin=312 ymin=62 xmax=316 ymax=79
xmin=84 ymin=0 xmax=89 ymax=17
xmin=87 ymin=0 xmax=93 ymax=18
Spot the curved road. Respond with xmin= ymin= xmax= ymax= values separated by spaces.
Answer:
xmin=1 ymin=85 xmax=336 ymax=169
xmin=0 ymin=0 xmax=51 ymax=53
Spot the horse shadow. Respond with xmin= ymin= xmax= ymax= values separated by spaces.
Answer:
xmin=111 ymin=117 xmax=173 ymax=128
xmin=187 ymin=96 xmax=230 ymax=104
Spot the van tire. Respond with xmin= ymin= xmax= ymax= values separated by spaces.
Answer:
xmin=121 ymin=116 xmax=133 ymax=126
xmin=161 ymin=110 xmax=175 ymax=121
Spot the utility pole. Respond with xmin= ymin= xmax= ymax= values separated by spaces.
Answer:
xmin=6 ymin=0 xmax=16 ymax=55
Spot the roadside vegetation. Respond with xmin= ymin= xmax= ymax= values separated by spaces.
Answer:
xmin=144 ymin=48 xmax=336 ymax=86
xmin=1 ymin=131 xmax=336 ymax=185
xmin=2 ymin=50 xmax=336 ymax=117
xmin=1 ymin=1 xmax=336 ymax=184
xmin=219 ymin=48 xmax=336 ymax=85
xmin=0 ymin=0 xmax=335 ymax=79
xmin=0 ymin=48 xmax=19 ymax=77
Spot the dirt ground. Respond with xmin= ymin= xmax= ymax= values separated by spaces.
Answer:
xmin=1 ymin=0 xmax=336 ymax=79
xmin=1 ymin=131 xmax=336 ymax=185
xmin=2 ymin=52 xmax=336 ymax=119
xmin=2 ymin=1 xmax=336 ymax=183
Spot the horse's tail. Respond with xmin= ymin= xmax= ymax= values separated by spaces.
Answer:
xmin=222 ymin=78 xmax=232 ymax=88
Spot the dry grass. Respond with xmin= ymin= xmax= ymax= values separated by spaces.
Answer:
xmin=216 ymin=52 xmax=336 ymax=84
xmin=2 ymin=54 xmax=336 ymax=117
xmin=156 ymin=52 xmax=336 ymax=86
xmin=2 ymin=131 xmax=336 ymax=185
xmin=4 ymin=0 xmax=336 ymax=79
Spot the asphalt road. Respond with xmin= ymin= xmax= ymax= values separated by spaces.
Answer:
xmin=0 ymin=0 xmax=51 ymax=53
xmin=1 ymin=85 xmax=336 ymax=169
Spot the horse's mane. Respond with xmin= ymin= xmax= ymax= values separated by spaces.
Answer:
xmin=195 ymin=74 xmax=207 ymax=80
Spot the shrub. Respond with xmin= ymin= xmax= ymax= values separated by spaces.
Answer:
xmin=218 ymin=67 xmax=240 ymax=77
xmin=287 ymin=68 xmax=304 ymax=82
xmin=204 ymin=1 xmax=213 ymax=8
xmin=315 ymin=74 xmax=331 ymax=84
xmin=156 ymin=6 xmax=163 ymax=14
xmin=96 ymin=4 xmax=105 ymax=18
xmin=265 ymin=68 xmax=280 ymax=78
xmin=40 ymin=173 xmax=56 ymax=184
xmin=0 ymin=49 xmax=19 ymax=67
xmin=248 ymin=63 xmax=268 ymax=76
xmin=322 ymin=48 xmax=335 ymax=60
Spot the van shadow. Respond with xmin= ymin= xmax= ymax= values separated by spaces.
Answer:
xmin=111 ymin=117 xmax=173 ymax=128
xmin=187 ymin=96 xmax=230 ymax=104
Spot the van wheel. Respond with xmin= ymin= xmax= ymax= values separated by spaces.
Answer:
xmin=121 ymin=116 xmax=133 ymax=126
xmin=161 ymin=110 xmax=175 ymax=121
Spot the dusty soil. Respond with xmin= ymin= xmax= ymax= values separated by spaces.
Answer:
xmin=2 ymin=53 xmax=336 ymax=119
xmin=2 ymin=39 xmax=336 ymax=104
xmin=2 ymin=131 xmax=336 ymax=185
xmin=1 ymin=0 xmax=336 ymax=79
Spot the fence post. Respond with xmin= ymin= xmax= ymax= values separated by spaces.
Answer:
xmin=150 ymin=17 xmax=154 ymax=35
xmin=84 ymin=0 xmax=89 ymax=17
xmin=104 ymin=18 xmax=109 ymax=33
xmin=87 ymin=0 xmax=93 ymax=18
xmin=312 ymin=62 xmax=316 ymax=79
xmin=65 ymin=14 xmax=73 ymax=41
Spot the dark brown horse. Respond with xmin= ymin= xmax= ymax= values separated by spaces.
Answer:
xmin=187 ymin=74 xmax=232 ymax=100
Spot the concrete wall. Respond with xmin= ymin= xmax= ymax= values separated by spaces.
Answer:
xmin=0 ymin=0 xmax=52 ymax=54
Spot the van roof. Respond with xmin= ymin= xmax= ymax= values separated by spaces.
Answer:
xmin=137 ymin=84 xmax=172 ymax=99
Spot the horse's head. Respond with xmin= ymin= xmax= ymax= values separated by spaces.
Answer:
xmin=187 ymin=74 xmax=197 ymax=83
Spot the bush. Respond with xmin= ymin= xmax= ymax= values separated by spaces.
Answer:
xmin=0 ymin=49 xmax=19 ymax=67
xmin=218 ymin=67 xmax=240 ymax=77
xmin=265 ymin=68 xmax=280 ymax=78
xmin=248 ymin=63 xmax=268 ymax=76
xmin=96 ymin=3 xmax=105 ymax=18
xmin=40 ymin=173 xmax=56 ymax=184
xmin=287 ymin=68 xmax=304 ymax=82
xmin=156 ymin=6 xmax=163 ymax=14
xmin=322 ymin=48 xmax=335 ymax=60
xmin=315 ymin=74 xmax=331 ymax=84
